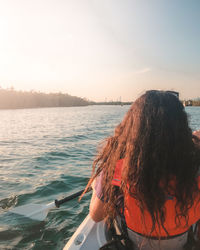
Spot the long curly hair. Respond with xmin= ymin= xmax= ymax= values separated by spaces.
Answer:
xmin=84 ymin=90 xmax=200 ymax=236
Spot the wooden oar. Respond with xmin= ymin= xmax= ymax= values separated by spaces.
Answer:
xmin=10 ymin=187 xmax=92 ymax=221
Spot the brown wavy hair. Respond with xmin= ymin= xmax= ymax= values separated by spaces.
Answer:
xmin=84 ymin=90 xmax=200 ymax=236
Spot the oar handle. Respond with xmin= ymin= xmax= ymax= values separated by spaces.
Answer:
xmin=55 ymin=187 xmax=92 ymax=208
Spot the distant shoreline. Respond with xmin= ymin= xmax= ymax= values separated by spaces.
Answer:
xmin=0 ymin=103 xmax=132 ymax=110
xmin=2 ymin=103 xmax=200 ymax=111
xmin=92 ymin=102 xmax=132 ymax=106
xmin=0 ymin=88 xmax=132 ymax=110
xmin=183 ymin=100 xmax=200 ymax=107
xmin=0 ymin=88 xmax=199 ymax=109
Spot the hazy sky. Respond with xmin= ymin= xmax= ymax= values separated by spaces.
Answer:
xmin=0 ymin=0 xmax=199 ymax=101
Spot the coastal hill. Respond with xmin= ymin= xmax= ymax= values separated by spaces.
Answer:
xmin=0 ymin=88 xmax=89 ymax=109
xmin=0 ymin=88 xmax=132 ymax=109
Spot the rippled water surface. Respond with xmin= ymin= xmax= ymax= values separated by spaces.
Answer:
xmin=0 ymin=105 xmax=200 ymax=250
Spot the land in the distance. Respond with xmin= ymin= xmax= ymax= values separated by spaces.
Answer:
xmin=0 ymin=88 xmax=132 ymax=109
xmin=183 ymin=99 xmax=200 ymax=107
xmin=1 ymin=88 xmax=199 ymax=110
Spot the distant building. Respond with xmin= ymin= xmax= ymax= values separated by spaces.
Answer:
xmin=183 ymin=100 xmax=193 ymax=107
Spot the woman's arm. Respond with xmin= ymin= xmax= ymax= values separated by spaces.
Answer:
xmin=89 ymin=189 xmax=106 ymax=222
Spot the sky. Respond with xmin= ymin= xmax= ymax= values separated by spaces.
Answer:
xmin=0 ymin=0 xmax=199 ymax=102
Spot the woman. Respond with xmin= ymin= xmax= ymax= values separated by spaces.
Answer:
xmin=84 ymin=90 xmax=200 ymax=250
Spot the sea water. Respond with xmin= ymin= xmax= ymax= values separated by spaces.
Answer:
xmin=0 ymin=105 xmax=199 ymax=250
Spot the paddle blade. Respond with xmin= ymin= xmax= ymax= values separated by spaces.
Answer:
xmin=10 ymin=202 xmax=55 ymax=221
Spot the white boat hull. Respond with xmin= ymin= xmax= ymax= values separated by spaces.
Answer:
xmin=64 ymin=215 xmax=107 ymax=250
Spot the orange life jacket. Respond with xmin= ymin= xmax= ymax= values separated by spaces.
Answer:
xmin=112 ymin=159 xmax=200 ymax=237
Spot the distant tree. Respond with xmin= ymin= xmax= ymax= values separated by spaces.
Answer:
xmin=0 ymin=88 xmax=89 ymax=109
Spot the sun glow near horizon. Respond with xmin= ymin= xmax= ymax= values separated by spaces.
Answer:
xmin=0 ymin=0 xmax=199 ymax=102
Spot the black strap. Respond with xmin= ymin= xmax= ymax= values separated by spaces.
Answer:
xmin=183 ymin=220 xmax=200 ymax=250
xmin=99 ymin=187 xmax=134 ymax=250
xmin=99 ymin=235 xmax=126 ymax=250
xmin=118 ymin=213 xmax=133 ymax=249
xmin=99 ymin=219 xmax=134 ymax=250
xmin=114 ymin=190 xmax=134 ymax=249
